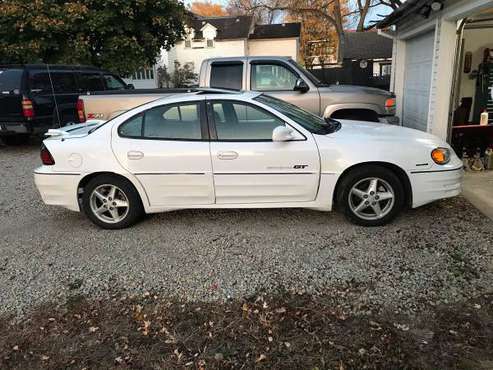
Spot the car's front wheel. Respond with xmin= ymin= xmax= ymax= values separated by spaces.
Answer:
xmin=337 ymin=165 xmax=405 ymax=226
xmin=82 ymin=175 xmax=144 ymax=229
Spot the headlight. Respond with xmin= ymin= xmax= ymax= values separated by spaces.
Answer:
xmin=431 ymin=147 xmax=450 ymax=165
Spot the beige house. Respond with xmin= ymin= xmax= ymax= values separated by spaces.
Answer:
xmin=166 ymin=15 xmax=301 ymax=76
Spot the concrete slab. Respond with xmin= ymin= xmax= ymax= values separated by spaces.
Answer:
xmin=462 ymin=170 xmax=493 ymax=220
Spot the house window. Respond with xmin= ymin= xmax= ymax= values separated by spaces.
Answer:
xmin=207 ymin=39 xmax=214 ymax=48
xmin=380 ymin=63 xmax=392 ymax=77
xmin=185 ymin=39 xmax=191 ymax=48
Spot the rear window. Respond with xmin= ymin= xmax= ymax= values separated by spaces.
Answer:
xmin=0 ymin=68 xmax=23 ymax=94
xmin=210 ymin=63 xmax=243 ymax=90
xmin=78 ymin=72 xmax=104 ymax=91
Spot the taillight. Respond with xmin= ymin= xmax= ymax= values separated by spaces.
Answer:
xmin=385 ymin=98 xmax=396 ymax=109
xmin=40 ymin=145 xmax=55 ymax=165
xmin=76 ymin=98 xmax=86 ymax=123
xmin=22 ymin=97 xmax=34 ymax=120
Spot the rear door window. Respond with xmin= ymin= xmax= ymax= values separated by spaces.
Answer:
xmin=0 ymin=68 xmax=23 ymax=94
xmin=210 ymin=63 xmax=243 ymax=90
xmin=78 ymin=72 xmax=104 ymax=92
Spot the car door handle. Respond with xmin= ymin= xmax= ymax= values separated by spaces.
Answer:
xmin=127 ymin=151 xmax=144 ymax=160
xmin=217 ymin=151 xmax=239 ymax=160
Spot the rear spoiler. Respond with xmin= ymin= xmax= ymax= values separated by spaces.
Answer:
xmin=45 ymin=120 xmax=106 ymax=137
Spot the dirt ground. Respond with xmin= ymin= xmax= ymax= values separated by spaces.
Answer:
xmin=1 ymin=291 xmax=492 ymax=370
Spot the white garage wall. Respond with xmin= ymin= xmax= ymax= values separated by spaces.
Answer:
xmin=248 ymin=38 xmax=299 ymax=61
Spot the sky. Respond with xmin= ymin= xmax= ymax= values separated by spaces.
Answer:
xmin=183 ymin=0 xmax=395 ymax=27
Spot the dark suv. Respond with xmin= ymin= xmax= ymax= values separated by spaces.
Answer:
xmin=0 ymin=64 xmax=131 ymax=144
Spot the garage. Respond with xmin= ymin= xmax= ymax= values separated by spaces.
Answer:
xmin=402 ymin=31 xmax=435 ymax=131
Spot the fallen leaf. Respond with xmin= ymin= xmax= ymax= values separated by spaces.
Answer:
xmin=256 ymin=354 xmax=267 ymax=363
xmin=41 ymin=355 xmax=50 ymax=361
xmin=88 ymin=326 xmax=99 ymax=333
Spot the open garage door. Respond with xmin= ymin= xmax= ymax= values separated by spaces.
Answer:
xmin=402 ymin=31 xmax=435 ymax=131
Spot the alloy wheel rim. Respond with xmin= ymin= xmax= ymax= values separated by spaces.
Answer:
xmin=348 ymin=177 xmax=395 ymax=221
xmin=89 ymin=184 xmax=129 ymax=224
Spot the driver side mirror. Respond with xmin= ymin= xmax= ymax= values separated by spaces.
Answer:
xmin=294 ymin=78 xmax=309 ymax=93
xmin=126 ymin=83 xmax=135 ymax=89
xmin=272 ymin=125 xmax=295 ymax=142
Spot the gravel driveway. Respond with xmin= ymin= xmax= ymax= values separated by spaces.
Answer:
xmin=1 ymin=140 xmax=492 ymax=317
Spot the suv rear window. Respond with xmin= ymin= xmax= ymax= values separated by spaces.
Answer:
xmin=0 ymin=68 xmax=23 ymax=94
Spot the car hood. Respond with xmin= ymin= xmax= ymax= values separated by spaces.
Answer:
xmin=331 ymin=120 xmax=447 ymax=147
xmin=319 ymin=85 xmax=393 ymax=97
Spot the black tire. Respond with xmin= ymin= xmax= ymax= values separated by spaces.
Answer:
xmin=2 ymin=134 xmax=30 ymax=145
xmin=82 ymin=174 xmax=144 ymax=229
xmin=336 ymin=165 xmax=404 ymax=227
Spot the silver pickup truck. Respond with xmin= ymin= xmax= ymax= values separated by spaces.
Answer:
xmin=79 ymin=56 xmax=398 ymax=124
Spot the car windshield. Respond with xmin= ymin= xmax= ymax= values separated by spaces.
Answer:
xmin=254 ymin=94 xmax=340 ymax=135
xmin=286 ymin=60 xmax=328 ymax=87
xmin=0 ymin=68 xmax=23 ymax=94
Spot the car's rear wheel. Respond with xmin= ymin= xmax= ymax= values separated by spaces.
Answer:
xmin=337 ymin=165 xmax=404 ymax=226
xmin=82 ymin=175 xmax=144 ymax=229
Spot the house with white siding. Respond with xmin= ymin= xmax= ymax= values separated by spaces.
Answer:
xmin=167 ymin=15 xmax=301 ymax=76
xmin=125 ymin=15 xmax=301 ymax=88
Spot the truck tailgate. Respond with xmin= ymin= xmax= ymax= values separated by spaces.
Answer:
xmin=81 ymin=93 xmax=177 ymax=121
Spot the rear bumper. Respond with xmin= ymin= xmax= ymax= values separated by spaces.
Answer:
xmin=0 ymin=118 xmax=52 ymax=136
xmin=34 ymin=168 xmax=81 ymax=212
xmin=0 ymin=121 xmax=29 ymax=135
xmin=410 ymin=167 xmax=463 ymax=208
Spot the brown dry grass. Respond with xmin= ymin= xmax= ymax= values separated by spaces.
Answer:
xmin=0 ymin=292 xmax=492 ymax=370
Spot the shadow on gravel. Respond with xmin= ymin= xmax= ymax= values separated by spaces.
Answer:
xmin=0 ymin=291 xmax=492 ymax=370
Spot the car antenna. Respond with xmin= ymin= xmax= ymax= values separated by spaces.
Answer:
xmin=46 ymin=64 xmax=62 ymax=128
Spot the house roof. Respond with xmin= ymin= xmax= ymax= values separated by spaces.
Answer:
xmin=376 ymin=0 xmax=431 ymax=28
xmin=189 ymin=15 xmax=253 ymax=40
xmin=343 ymin=32 xmax=393 ymax=60
xmin=249 ymin=23 xmax=301 ymax=39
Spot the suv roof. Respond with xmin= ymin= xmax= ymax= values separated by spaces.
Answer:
xmin=0 ymin=64 xmax=111 ymax=73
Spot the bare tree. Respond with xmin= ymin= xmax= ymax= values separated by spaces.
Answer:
xmin=226 ymin=0 xmax=284 ymax=24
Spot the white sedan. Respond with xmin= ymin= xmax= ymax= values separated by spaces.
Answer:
xmin=34 ymin=91 xmax=463 ymax=229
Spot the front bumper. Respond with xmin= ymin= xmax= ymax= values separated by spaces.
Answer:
xmin=34 ymin=167 xmax=81 ymax=212
xmin=410 ymin=166 xmax=463 ymax=208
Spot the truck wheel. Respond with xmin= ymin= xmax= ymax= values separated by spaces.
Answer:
xmin=82 ymin=174 xmax=144 ymax=229
xmin=337 ymin=165 xmax=404 ymax=226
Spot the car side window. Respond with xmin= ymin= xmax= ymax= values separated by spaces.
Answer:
xmin=211 ymin=101 xmax=284 ymax=141
xmin=78 ymin=73 xmax=104 ymax=92
xmin=119 ymin=102 xmax=202 ymax=140
xmin=210 ymin=63 xmax=243 ymax=90
xmin=103 ymin=74 xmax=126 ymax=90
xmin=251 ymin=63 xmax=298 ymax=91
xmin=119 ymin=114 xmax=143 ymax=137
